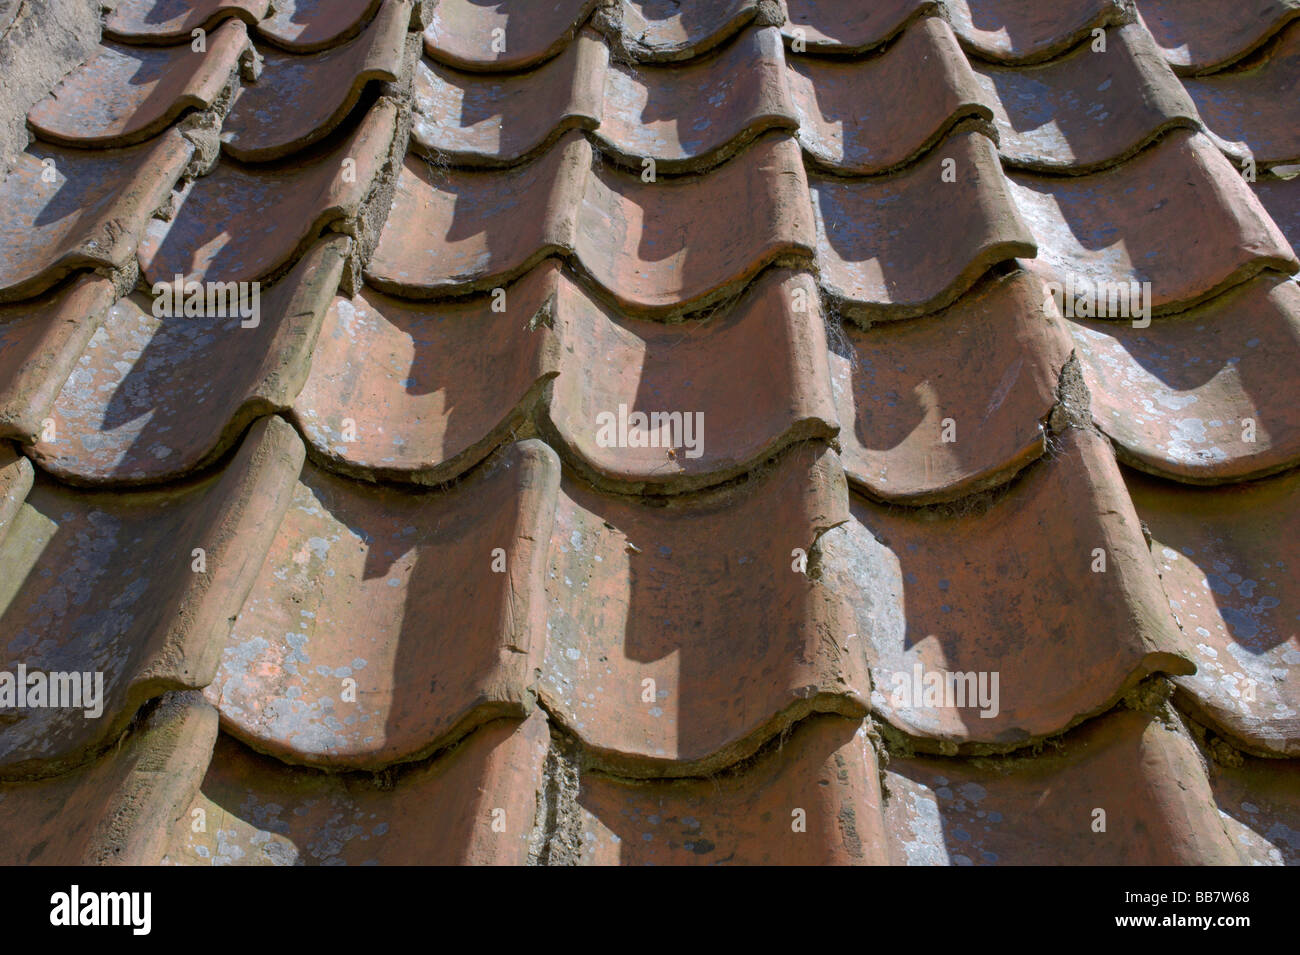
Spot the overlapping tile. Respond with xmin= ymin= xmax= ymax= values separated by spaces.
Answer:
xmin=208 ymin=440 xmax=559 ymax=770
xmin=1209 ymin=751 xmax=1300 ymax=864
xmin=222 ymin=0 xmax=411 ymax=161
xmin=257 ymin=0 xmax=385 ymax=52
xmin=1135 ymin=0 xmax=1300 ymax=73
xmin=105 ymin=0 xmax=271 ymax=43
xmin=30 ymin=237 xmax=348 ymax=484
xmin=1129 ymin=467 xmax=1300 ymax=757
xmin=779 ymin=0 xmax=938 ymax=54
xmin=946 ymin=0 xmax=1131 ymax=63
xmin=164 ymin=712 xmax=550 ymax=864
xmin=0 ymin=416 xmax=301 ymax=779
xmin=611 ymin=0 xmax=779 ymax=62
xmin=1068 ymin=274 xmax=1300 ymax=482
xmin=423 ymin=0 xmax=597 ymax=71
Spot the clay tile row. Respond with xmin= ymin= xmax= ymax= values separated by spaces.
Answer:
xmin=0 ymin=129 xmax=192 ymax=302
xmin=1128 ymin=465 xmax=1300 ymax=757
xmin=221 ymin=0 xmax=412 ymax=162
xmin=105 ymin=0 xmax=271 ymax=44
xmin=417 ymin=17 xmax=993 ymax=176
xmin=0 ymin=416 xmax=302 ymax=780
xmin=821 ymin=426 xmax=1194 ymax=750
xmin=26 ymin=19 xmax=252 ymax=149
xmin=1135 ymin=0 xmax=1300 ymax=74
xmin=780 ymin=0 xmax=938 ymax=53
xmin=1007 ymin=130 xmax=1298 ymax=316
xmin=139 ymin=97 xmax=399 ymax=287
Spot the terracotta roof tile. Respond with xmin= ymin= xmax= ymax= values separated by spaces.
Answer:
xmin=30 ymin=237 xmax=348 ymax=484
xmin=822 ymin=427 xmax=1193 ymax=749
xmin=1135 ymin=0 xmax=1300 ymax=74
xmin=164 ymin=711 xmax=550 ymax=864
xmin=811 ymin=129 xmax=1037 ymax=320
xmin=883 ymin=708 xmax=1239 ymax=864
xmin=423 ymin=0 xmax=598 ymax=72
xmin=946 ymin=0 xmax=1131 ymax=64
xmin=0 ymin=130 xmax=192 ymax=302
xmin=613 ymin=0 xmax=779 ymax=62
xmin=0 ymin=416 xmax=301 ymax=779
xmin=1068 ymin=273 xmax=1300 ymax=482
xmin=779 ymin=0 xmax=939 ymax=54
xmin=256 ymin=0 xmax=386 ymax=52
xmin=26 ymin=20 xmax=252 ymax=148
xmin=104 ymin=0 xmax=271 ymax=44
xmin=222 ymin=0 xmax=411 ymax=162
xmin=1128 ymin=466 xmax=1300 ymax=756
xmin=1253 ymin=176 xmax=1300 ymax=269
xmin=1008 ymin=130 xmax=1298 ymax=315
xmin=1209 ymin=752 xmax=1300 ymax=864
xmin=830 ymin=266 xmax=1072 ymax=501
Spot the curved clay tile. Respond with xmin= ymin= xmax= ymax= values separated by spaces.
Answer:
xmin=810 ymin=129 xmax=1036 ymax=321
xmin=0 ymin=416 xmax=303 ymax=781
xmin=30 ymin=237 xmax=349 ymax=485
xmin=1129 ymin=466 xmax=1300 ymax=757
xmin=1136 ymin=0 xmax=1300 ymax=74
xmin=293 ymin=263 xmax=563 ymax=484
xmin=821 ymin=427 xmax=1193 ymax=750
xmin=0 ymin=693 xmax=217 ymax=865
xmin=369 ymin=129 xmax=816 ymax=315
xmin=27 ymin=21 xmax=250 ymax=148
xmin=541 ymin=443 xmax=868 ymax=777
xmin=1007 ymin=130 xmax=1299 ymax=316
xmin=780 ymin=0 xmax=938 ymax=53
xmin=223 ymin=0 xmax=410 ymax=161
xmin=104 ymin=0 xmax=271 ymax=43
xmin=831 ymin=268 xmax=1072 ymax=503
xmin=0 ymin=275 xmax=115 ymax=442
xmin=412 ymin=29 xmax=607 ymax=167
xmin=209 ymin=441 xmax=560 ymax=770
xmin=1253 ymin=176 xmax=1299 ymax=268
xmin=598 ymin=26 xmax=797 ymax=172
xmin=424 ymin=0 xmax=597 ymax=71
xmin=579 ymin=715 xmax=888 ymax=863
xmin=164 ymin=713 xmax=550 ymax=865
xmin=0 ymin=131 xmax=192 ymax=302
xmin=1210 ymin=755 xmax=1300 ymax=864
xmin=256 ymin=0 xmax=384 ymax=52
xmin=547 ymin=267 xmax=837 ymax=491
xmin=788 ymin=16 xmax=993 ymax=175
xmin=972 ymin=22 xmax=1200 ymax=173
xmin=1183 ymin=24 xmax=1300 ymax=166
xmin=947 ymin=0 xmax=1129 ymax=64
xmin=614 ymin=0 xmax=773 ymax=61
xmin=884 ymin=710 xmax=1240 ymax=864
xmin=1069 ymin=274 xmax=1300 ymax=482
xmin=139 ymin=98 xmax=397 ymax=286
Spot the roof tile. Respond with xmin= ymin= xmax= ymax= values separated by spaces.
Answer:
xmin=256 ymin=0 xmax=385 ymax=52
xmin=423 ymin=0 xmax=597 ymax=72
xmin=1209 ymin=752 xmax=1300 ymax=864
xmin=1135 ymin=0 xmax=1300 ymax=73
xmin=105 ymin=0 xmax=272 ymax=44
xmin=946 ymin=0 xmax=1131 ymax=64
xmin=779 ymin=0 xmax=939 ymax=54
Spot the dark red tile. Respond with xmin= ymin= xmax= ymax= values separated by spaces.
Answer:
xmin=257 ymin=0 xmax=384 ymax=52
xmin=615 ymin=0 xmax=773 ymax=62
xmin=780 ymin=0 xmax=938 ymax=53
xmin=947 ymin=0 xmax=1129 ymax=63
xmin=105 ymin=0 xmax=270 ymax=42
xmin=1136 ymin=0 xmax=1300 ymax=73
xmin=424 ymin=0 xmax=596 ymax=71
xmin=1210 ymin=753 xmax=1300 ymax=864
xmin=1253 ymin=175 xmax=1300 ymax=269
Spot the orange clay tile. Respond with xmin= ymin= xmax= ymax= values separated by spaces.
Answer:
xmin=946 ymin=0 xmax=1129 ymax=63
xmin=788 ymin=16 xmax=994 ymax=175
xmin=1068 ymin=273 xmax=1300 ymax=482
xmin=829 ymin=267 xmax=1072 ymax=502
xmin=0 ymin=692 xmax=218 ymax=865
xmin=1128 ymin=466 xmax=1300 ymax=757
xmin=139 ymin=99 xmax=397 ymax=286
xmin=209 ymin=441 xmax=559 ymax=770
xmin=164 ymin=712 xmax=550 ymax=865
xmin=1209 ymin=753 xmax=1300 ymax=864
xmin=1136 ymin=0 xmax=1300 ymax=73
xmin=368 ymin=129 xmax=816 ymax=315
xmin=0 ymin=131 xmax=192 ymax=302
xmin=424 ymin=0 xmax=597 ymax=72
xmin=972 ymin=22 xmax=1200 ymax=172
xmin=30 ymin=237 xmax=348 ymax=484
xmin=294 ymin=262 xmax=562 ymax=484
xmin=546 ymin=266 xmax=837 ymax=491
xmin=27 ymin=21 xmax=251 ymax=148
xmin=615 ymin=0 xmax=775 ymax=62
xmin=598 ymin=25 xmax=796 ymax=171
xmin=821 ymin=427 xmax=1193 ymax=749
xmin=105 ymin=0 xmax=271 ymax=43
xmin=222 ymin=0 xmax=410 ymax=162
xmin=0 ymin=275 xmax=116 ymax=443
xmin=810 ymin=129 xmax=1036 ymax=321
xmin=1007 ymin=130 xmax=1298 ymax=315
xmin=883 ymin=709 xmax=1239 ymax=864
xmin=780 ymin=0 xmax=938 ymax=53
xmin=579 ymin=715 xmax=887 ymax=864
xmin=540 ymin=443 xmax=868 ymax=776
xmin=0 ymin=416 xmax=302 ymax=780
xmin=257 ymin=0 xmax=385 ymax=52
xmin=1183 ymin=23 xmax=1300 ymax=166
xmin=412 ymin=28 xmax=607 ymax=167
